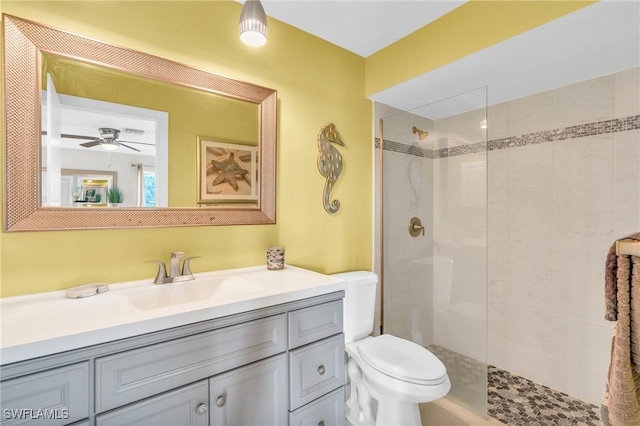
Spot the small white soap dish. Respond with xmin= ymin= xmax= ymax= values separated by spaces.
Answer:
xmin=65 ymin=283 xmax=110 ymax=299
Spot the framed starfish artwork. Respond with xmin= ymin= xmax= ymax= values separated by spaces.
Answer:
xmin=197 ymin=137 xmax=259 ymax=206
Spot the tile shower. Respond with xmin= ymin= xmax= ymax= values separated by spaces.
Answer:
xmin=374 ymin=67 xmax=640 ymax=422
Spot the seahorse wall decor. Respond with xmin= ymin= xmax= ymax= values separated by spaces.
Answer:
xmin=317 ymin=123 xmax=344 ymax=214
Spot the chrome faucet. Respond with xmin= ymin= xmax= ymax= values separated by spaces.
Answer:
xmin=146 ymin=252 xmax=201 ymax=284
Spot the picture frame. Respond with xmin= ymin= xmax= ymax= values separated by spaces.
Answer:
xmin=81 ymin=179 xmax=109 ymax=207
xmin=197 ymin=137 xmax=259 ymax=206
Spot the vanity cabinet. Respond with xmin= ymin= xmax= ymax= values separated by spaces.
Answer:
xmin=0 ymin=291 xmax=344 ymax=426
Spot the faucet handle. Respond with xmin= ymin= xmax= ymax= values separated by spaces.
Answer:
xmin=145 ymin=260 xmax=168 ymax=284
xmin=182 ymin=256 xmax=201 ymax=276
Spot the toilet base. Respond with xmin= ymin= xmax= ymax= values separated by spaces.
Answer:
xmin=374 ymin=397 xmax=421 ymax=426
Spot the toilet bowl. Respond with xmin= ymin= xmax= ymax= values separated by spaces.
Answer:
xmin=333 ymin=271 xmax=451 ymax=426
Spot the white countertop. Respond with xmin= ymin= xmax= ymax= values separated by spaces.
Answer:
xmin=0 ymin=265 xmax=346 ymax=365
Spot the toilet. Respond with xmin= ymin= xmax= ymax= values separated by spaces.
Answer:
xmin=333 ymin=271 xmax=451 ymax=426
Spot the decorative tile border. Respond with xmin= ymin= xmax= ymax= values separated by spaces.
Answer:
xmin=375 ymin=138 xmax=434 ymax=158
xmin=376 ymin=114 xmax=640 ymax=159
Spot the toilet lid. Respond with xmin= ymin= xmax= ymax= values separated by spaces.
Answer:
xmin=358 ymin=335 xmax=447 ymax=385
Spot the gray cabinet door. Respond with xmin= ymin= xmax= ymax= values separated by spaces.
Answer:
xmin=96 ymin=380 xmax=208 ymax=426
xmin=0 ymin=362 xmax=89 ymax=426
xmin=209 ymin=354 xmax=287 ymax=426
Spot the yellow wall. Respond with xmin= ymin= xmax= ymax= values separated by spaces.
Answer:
xmin=365 ymin=0 xmax=596 ymax=96
xmin=0 ymin=1 xmax=373 ymax=296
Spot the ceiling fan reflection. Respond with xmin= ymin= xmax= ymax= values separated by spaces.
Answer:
xmin=43 ymin=127 xmax=154 ymax=152
xmin=77 ymin=128 xmax=143 ymax=152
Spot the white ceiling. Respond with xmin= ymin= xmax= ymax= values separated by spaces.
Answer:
xmin=247 ymin=0 xmax=640 ymax=118
xmin=252 ymin=0 xmax=467 ymax=57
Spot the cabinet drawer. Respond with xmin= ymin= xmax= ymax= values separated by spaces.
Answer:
xmin=289 ymin=334 xmax=345 ymax=410
xmin=289 ymin=387 xmax=345 ymax=426
xmin=0 ymin=362 xmax=89 ymax=426
xmin=288 ymin=300 xmax=343 ymax=349
xmin=96 ymin=314 xmax=286 ymax=412
xmin=96 ymin=380 xmax=208 ymax=426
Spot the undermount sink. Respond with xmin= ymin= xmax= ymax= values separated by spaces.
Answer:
xmin=114 ymin=275 xmax=262 ymax=311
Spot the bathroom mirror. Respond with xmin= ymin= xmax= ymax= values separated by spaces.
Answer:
xmin=3 ymin=15 xmax=277 ymax=231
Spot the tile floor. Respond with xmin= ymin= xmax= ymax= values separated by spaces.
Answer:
xmin=423 ymin=345 xmax=601 ymax=425
xmin=487 ymin=366 xmax=600 ymax=426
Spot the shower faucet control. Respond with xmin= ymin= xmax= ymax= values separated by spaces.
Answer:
xmin=409 ymin=217 xmax=425 ymax=237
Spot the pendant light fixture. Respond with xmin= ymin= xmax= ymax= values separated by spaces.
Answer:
xmin=239 ymin=0 xmax=268 ymax=47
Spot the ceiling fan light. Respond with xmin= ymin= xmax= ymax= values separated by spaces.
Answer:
xmin=239 ymin=0 xmax=267 ymax=47
xmin=100 ymin=141 xmax=119 ymax=151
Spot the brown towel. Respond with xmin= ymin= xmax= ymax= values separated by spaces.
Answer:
xmin=605 ymin=233 xmax=640 ymax=321
xmin=601 ymin=251 xmax=640 ymax=426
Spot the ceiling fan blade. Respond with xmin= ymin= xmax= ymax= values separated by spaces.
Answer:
xmin=118 ymin=142 xmax=141 ymax=152
xmin=62 ymin=133 xmax=98 ymax=140
xmin=79 ymin=140 xmax=102 ymax=148
xmin=117 ymin=140 xmax=155 ymax=146
xmin=42 ymin=131 xmax=98 ymax=140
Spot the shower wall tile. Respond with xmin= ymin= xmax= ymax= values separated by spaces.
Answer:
xmin=506 ymin=225 xmax=553 ymax=270
xmin=488 ymin=225 xmax=506 ymax=283
xmin=505 ymin=74 xmax=615 ymax=137
xmin=382 ymin=151 xmax=414 ymax=227
xmin=502 ymin=341 xmax=555 ymax=388
xmin=488 ymin=103 xmax=508 ymax=141
xmin=434 ymin=107 xmax=486 ymax=146
xmin=505 ymin=87 xmax=557 ymax=137
xmin=550 ymin=315 xmax=613 ymax=404
xmin=614 ymin=129 xmax=640 ymax=181
xmin=553 ymin=135 xmax=615 ymax=230
xmin=551 ymin=227 xmax=613 ymax=325
xmin=385 ymin=294 xmax=412 ymax=341
xmin=433 ymin=305 xmax=486 ymax=362
xmin=506 ymin=186 xmax=553 ymax=227
xmin=614 ymin=129 xmax=640 ymax=239
xmin=615 ymin=67 xmax=640 ymax=117
xmin=552 ymin=74 xmax=615 ymax=130
xmin=504 ymin=264 xmax=554 ymax=353
xmin=488 ymin=150 xmax=507 ymax=227
xmin=487 ymin=280 xmax=506 ymax=367
xmin=614 ymin=178 xmax=640 ymax=238
xmin=506 ymin=143 xmax=553 ymax=188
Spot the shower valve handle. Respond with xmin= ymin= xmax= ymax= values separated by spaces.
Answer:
xmin=409 ymin=217 xmax=425 ymax=237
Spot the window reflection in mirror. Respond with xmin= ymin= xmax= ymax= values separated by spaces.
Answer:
xmin=40 ymin=53 xmax=259 ymax=208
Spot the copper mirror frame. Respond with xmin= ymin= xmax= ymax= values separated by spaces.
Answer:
xmin=2 ymin=15 xmax=277 ymax=231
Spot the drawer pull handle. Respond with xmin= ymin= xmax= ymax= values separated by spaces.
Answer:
xmin=216 ymin=394 xmax=227 ymax=407
xmin=318 ymin=421 xmax=326 ymax=426
xmin=317 ymin=365 xmax=326 ymax=375
xmin=196 ymin=403 xmax=208 ymax=415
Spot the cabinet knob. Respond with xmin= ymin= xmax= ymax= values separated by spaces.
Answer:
xmin=216 ymin=394 xmax=227 ymax=407
xmin=318 ymin=421 xmax=326 ymax=426
xmin=196 ymin=403 xmax=208 ymax=415
xmin=317 ymin=365 xmax=325 ymax=375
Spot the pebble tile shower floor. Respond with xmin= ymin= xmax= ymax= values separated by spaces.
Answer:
xmin=428 ymin=345 xmax=601 ymax=425
xmin=487 ymin=366 xmax=601 ymax=426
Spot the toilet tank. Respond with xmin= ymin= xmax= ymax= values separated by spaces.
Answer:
xmin=332 ymin=271 xmax=378 ymax=343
